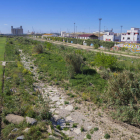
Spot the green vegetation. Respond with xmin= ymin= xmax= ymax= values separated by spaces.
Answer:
xmin=64 ymin=101 xmax=69 ymax=105
xmin=86 ymin=134 xmax=91 ymax=139
xmin=5 ymin=37 xmax=140 ymax=130
xmin=94 ymin=127 xmax=99 ymax=131
xmin=80 ymin=126 xmax=84 ymax=132
xmin=0 ymin=37 xmax=6 ymax=88
xmin=2 ymin=37 xmax=52 ymax=140
xmin=72 ymin=123 xmax=78 ymax=128
xmin=94 ymin=52 xmax=117 ymax=69
xmin=56 ymin=125 xmax=61 ymax=130
xmin=104 ymin=133 xmax=110 ymax=139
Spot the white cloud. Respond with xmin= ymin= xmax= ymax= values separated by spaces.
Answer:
xmin=4 ymin=24 xmax=8 ymax=25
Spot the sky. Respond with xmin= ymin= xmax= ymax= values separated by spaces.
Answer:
xmin=0 ymin=0 xmax=140 ymax=34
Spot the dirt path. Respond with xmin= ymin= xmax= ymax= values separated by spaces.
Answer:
xmin=31 ymin=38 xmax=140 ymax=59
xmin=19 ymin=49 xmax=140 ymax=140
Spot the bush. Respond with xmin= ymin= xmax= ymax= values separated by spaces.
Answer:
xmin=33 ymin=44 xmax=44 ymax=54
xmin=94 ymin=52 xmax=117 ymax=69
xmin=65 ymin=52 xmax=84 ymax=77
xmin=94 ymin=44 xmax=99 ymax=49
xmin=56 ymin=125 xmax=61 ymax=130
xmin=105 ymin=70 xmax=140 ymax=105
xmin=121 ymin=47 xmax=128 ymax=51
xmin=104 ymin=133 xmax=110 ymax=139
xmin=86 ymin=134 xmax=91 ymax=139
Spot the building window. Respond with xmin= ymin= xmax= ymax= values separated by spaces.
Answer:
xmin=128 ymin=33 xmax=130 ymax=35
xmin=127 ymin=37 xmax=130 ymax=40
xmin=123 ymin=37 xmax=125 ymax=40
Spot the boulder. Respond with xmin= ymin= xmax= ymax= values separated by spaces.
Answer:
xmin=8 ymin=133 xmax=18 ymax=139
xmin=12 ymin=128 xmax=19 ymax=132
xmin=5 ymin=114 xmax=24 ymax=124
xmin=23 ymin=128 xmax=30 ymax=133
xmin=26 ymin=116 xmax=37 ymax=125
xmin=16 ymin=135 xmax=24 ymax=140
xmin=47 ymin=125 xmax=52 ymax=134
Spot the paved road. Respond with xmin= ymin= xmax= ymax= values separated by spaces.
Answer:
xmin=30 ymin=38 xmax=140 ymax=59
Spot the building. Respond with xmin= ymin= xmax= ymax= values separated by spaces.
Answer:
xmin=11 ymin=26 xmax=23 ymax=35
xmin=78 ymin=34 xmax=98 ymax=40
xmin=121 ymin=27 xmax=140 ymax=43
xmin=61 ymin=31 xmax=66 ymax=37
xmin=103 ymin=31 xmax=115 ymax=41
xmin=103 ymin=29 xmax=121 ymax=42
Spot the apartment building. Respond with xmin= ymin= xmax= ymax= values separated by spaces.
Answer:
xmin=121 ymin=27 xmax=140 ymax=43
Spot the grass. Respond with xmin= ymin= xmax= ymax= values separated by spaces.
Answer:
xmin=86 ymin=134 xmax=91 ymax=139
xmin=8 ymin=37 xmax=140 ymax=128
xmin=0 ymin=37 xmax=6 ymax=89
xmin=72 ymin=123 xmax=78 ymax=128
xmin=2 ymin=38 xmax=51 ymax=139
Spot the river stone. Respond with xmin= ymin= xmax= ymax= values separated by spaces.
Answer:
xmin=16 ymin=135 xmax=24 ymax=140
xmin=26 ymin=117 xmax=37 ymax=125
xmin=65 ymin=105 xmax=73 ymax=111
xmin=23 ymin=128 xmax=30 ymax=133
xmin=6 ymin=114 xmax=24 ymax=124
xmin=74 ymin=128 xmax=81 ymax=134
xmin=65 ymin=116 xmax=73 ymax=122
xmin=12 ymin=128 xmax=19 ymax=132
xmin=51 ymin=96 xmax=59 ymax=102
xmin=87 ymin=126 xmax=92 ymax=131
xmin=47 ymin=125 xmax=52 ymax=134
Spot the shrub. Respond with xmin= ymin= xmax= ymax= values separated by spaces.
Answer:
xmin=75 ymin=107 xmax=78 ymax=110
xmin=72 ymin=123 xmax=78 ymax=128
xmin=80 ymin=126 xmax=84 ymax=132
xmin=94 ymin=127 xmax=99 ymax=131
xmin=94 ymin=44 xmax=99 ymax=49
xmin=94 ymin=52 xmax=117 ymax=69
xmin=104 ymin=133 xmax=110 ymax=139
xmin=86 ymin=134 xmax=91 ymax=139
xmin=99 ymin=69 xmax=110 ymax=80
xmin=121 ymin=47 xmax=128 ymax=51
xmin=56 ymin=125 xmax=61 ymax=130
xmin=33 ymin=44 xmax=44 ymax=54
xmin=105 ymin=70 xmax=140 ymax=105
xmin=65 ymin=52 xmax=84 ymax=74
xmin=64 ymin=101 xmax=69 ymax=104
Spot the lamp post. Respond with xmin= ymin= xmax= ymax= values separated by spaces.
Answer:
xmin=99 ymin=18 xmax=102 ymax=40
xmin=121 ymin=26 xmax=123 ymax=33
xmin=74 ymin=23 xmax=75 ymax=38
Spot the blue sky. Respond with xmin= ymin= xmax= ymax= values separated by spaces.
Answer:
xmin=0 ymin=0 xmax=140 ymax=34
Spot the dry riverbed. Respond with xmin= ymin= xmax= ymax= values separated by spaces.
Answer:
xmin=19 ymin=49 xmax=140 ymax=140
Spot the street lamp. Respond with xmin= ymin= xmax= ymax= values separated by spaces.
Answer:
xmin=74 ymin=23 xmax=75 ymax=38
xmin=121 ymin=26 xmax=123 ymax=33
xmin=99 ymin=18 xmax=102 ymax=40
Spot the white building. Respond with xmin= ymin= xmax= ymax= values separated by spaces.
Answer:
xmin=103 ymin=29 xmax=121 ymax=42
xmin=103 ymin=31 xmax=114 ymax=41
xmin=61 ymin=31 xmax=66 ymax=37
xmin=121 ymin=27 xmax=140 ymax=43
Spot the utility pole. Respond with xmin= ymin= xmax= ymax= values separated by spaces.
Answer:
xmin=74 ymin=23 xmax=75 ymax=37
xmin=121 ymin=26 xmax=123 ymax=33
xmin=99 ymin=18 xmax=102 ymax=40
